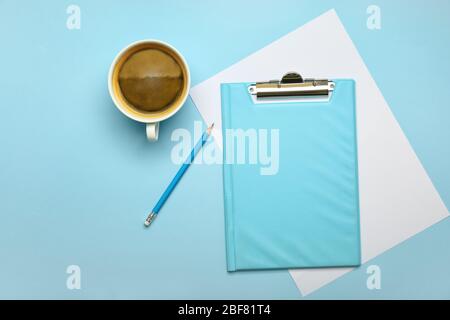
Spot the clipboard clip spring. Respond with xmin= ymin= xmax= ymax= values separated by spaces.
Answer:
xmin=248 ymin=72 xmax=335 ymax=98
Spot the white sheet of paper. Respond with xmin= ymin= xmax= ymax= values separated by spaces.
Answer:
xmin=190 ymin=9 xmax=449 ymax=296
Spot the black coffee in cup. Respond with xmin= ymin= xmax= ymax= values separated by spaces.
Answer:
xmin=118 ymin=48 xmax=184 ymax=112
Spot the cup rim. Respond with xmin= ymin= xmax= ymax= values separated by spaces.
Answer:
xmin=108 ymin=39 xmax=190 ymax=123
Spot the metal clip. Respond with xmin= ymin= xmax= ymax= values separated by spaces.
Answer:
xmin=248 ymin=72 xmax=335 ymax=98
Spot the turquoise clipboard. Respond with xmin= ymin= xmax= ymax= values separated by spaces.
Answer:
xmin=221 ymin=75 xmax=361 ymax=271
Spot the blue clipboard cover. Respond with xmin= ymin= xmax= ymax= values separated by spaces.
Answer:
xmin=221 ymin=73 xmax=361 ymax=271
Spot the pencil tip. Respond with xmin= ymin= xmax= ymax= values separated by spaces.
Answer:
xmin=207 ymin=123 xmax=215 ymax=135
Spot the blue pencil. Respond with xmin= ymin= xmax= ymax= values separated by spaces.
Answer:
xmin=144 ymin=123 xmax=214 ymax=227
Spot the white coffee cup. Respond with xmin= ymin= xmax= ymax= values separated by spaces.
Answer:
xmin=108 ymin=40 xmax=190 ymax=141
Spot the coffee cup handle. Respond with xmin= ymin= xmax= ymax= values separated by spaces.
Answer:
xmin=146 ymin=122 xmax=160 ymax=141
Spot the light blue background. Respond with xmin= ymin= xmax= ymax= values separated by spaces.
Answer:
xmin=0 ymin=0 xmax=448 ymax=299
